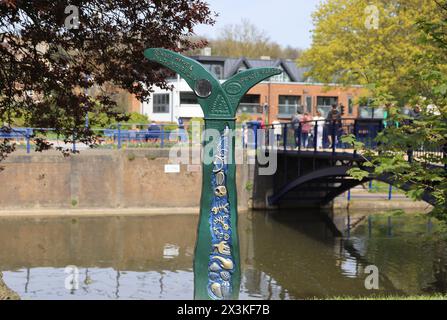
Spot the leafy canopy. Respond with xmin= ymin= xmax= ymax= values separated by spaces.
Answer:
xmin=307 ymin=0 xmax=447 ymax=218
xmin=0 ymin=0 xmax=214 ymax=155
xmin=299 ymin=0 xmax=444 ymax=105
xmin=190 ymin=19 xmax=303 ymax=60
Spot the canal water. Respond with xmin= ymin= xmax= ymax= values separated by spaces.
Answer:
xmin=0 ymin=210 xmax=446 ymax=300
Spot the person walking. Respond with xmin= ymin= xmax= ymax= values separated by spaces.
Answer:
xmin=313 ymin=111 xmax=325 ymax=149
xmin=326 ymin=104 xmax=342 ymax=148
xmin=291 ymin=111 xmax=302 ymax=149
xmin=300 ymin=112 xmax=313 ymax=148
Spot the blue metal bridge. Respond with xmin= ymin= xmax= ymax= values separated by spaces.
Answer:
xmin=251 ymin=118 xmax=446 ymax=208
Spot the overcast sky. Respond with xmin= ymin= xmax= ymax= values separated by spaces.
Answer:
xmin=194 ymin=0 xmax=323 ymax=49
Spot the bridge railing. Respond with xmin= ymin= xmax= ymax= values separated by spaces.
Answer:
xmin=264 ymin=118 xmax=382 ymax=154
xmin=263 ymin=118 xmax=446 ymax=163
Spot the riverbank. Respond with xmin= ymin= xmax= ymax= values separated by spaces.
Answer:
xmin=0 ymin=206 xmax=430 ymax=218
xmin=0 ymin=207 xmax=203 ymax=218
xmin=334 ymin=188 xmax=431 ymax=211
xmin=0 ymin=149 xmax=432 ymax=214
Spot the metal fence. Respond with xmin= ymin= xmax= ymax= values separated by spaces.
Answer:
xmin=0 ymin=123 xmax=251 ymax=153
xmin=0 ymin=123 xmax=190 ymax=153
xmin=261 ymin=118 xmax=446 ymax=163
xmin=263 ymin=118 xmax=382 ymax=152
xmin=1 ymin=119 xmax=446 ymax=166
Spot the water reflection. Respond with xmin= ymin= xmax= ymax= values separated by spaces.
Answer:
xmin=0 ymin=210 xmax=446 ymax=299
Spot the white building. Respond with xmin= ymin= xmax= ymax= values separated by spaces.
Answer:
xmin=142 ymin=74 xmax=205 ymax=123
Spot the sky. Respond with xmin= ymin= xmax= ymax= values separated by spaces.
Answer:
xmin=194 ymin=0 xmax=323 ymax=49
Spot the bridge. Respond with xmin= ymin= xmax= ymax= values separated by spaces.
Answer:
xmin=250 ymin=118 xmax=446 ymax=209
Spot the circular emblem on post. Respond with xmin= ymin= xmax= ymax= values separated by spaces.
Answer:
xmin=224 ymin=82 xmax=242 ymax=95
xmin=195 ymin=79 xmax=212 ymax=98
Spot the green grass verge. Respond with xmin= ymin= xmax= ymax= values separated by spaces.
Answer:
xmin=367 ymin=181 xmax=404 ymax=194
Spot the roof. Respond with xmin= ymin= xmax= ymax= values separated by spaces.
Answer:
xmin=189 ymin=55 xmax=309 ymax=82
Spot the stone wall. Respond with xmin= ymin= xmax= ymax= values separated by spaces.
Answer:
xmin=0 ymin=150 xmax=251 ymax=210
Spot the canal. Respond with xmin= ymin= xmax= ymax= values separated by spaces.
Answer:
xmin=0 ymin=209 xmax=446 ymax=299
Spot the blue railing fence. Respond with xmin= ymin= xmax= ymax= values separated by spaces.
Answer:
xmin=94 ymin=123 xmax=188 ymax=149
xmin=261 ymin=118 xmax=446 ymax=162
xmin=1 ymin=123 xmax=250 ymax=153
xmin=0 ymin=123 xmax=191 ymax=153
xmin=1 ymin=119 xmax=446 ymax=163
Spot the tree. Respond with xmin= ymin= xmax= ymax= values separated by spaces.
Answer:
xmin=299 ymin=0 xmax=444 ymax=104
xmin=0 ymin=0 xmax=214 ymax=158
xmin=326 ymin=0 xmax=447 ymax=219
xmin=192 ymin=19 xmax=303 ymax=60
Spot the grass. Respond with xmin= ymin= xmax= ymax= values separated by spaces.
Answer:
xmin=367 ymin=181 xmax=404 ymax=194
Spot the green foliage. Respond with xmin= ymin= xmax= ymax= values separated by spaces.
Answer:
xmin=346 ymin=167 xmax=370 ymax=181
xmin=188 ymin=117 xmax=205 ymax=141
xmin=127 ymin=113 xmax=150 ymax=125
xmin=308 ymin=0 xmax=447 ymax=220
xmin=8 ymin=111 xmax=26 ymax=127
xmin=341 ymin=134 xmax=365 ymax=150
xmin=237 ymin=113 xmax=252 ymax=124
xmin=0 ymin=0 xmax=214 ymax=159
xmin=308 ymin=0 xmax=447 ymax=221
xmin=163 ymin=122 xmax=180 ymax=132
xmin=299 ymin=0 xmax=444 ymax=105
xmin=367 ymin=182 xmax=404 ymax=194
xmin=89 ymin=110 xmax=150 ymax=129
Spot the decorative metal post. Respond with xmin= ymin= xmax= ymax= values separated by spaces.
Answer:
xmin=144 ymin=48 xmax=280 ymax=300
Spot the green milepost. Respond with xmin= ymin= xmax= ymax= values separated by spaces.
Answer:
xmin=144 ymin=48 xmax=281 ymax=300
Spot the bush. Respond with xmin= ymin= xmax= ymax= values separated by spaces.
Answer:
xmin=237 ymin=113 xmax=252 ymax=124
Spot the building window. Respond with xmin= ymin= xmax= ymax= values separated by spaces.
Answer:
xmin=238 ymin=94 xmax=261 ymax=114
xmin=270 ymin=65 xmax=291 ymax=82
xmin=203 ymin=62 xmax=224 ymax=80
xmin=348 ymin=97 xmax=354 ymax=115
xmin=305 ymin=96 xmax=313 ymax=114
xmin=317 ymin=96 xmax=338 ymax=117
xmin=153 ymin=94 xmax=170 ymax=114
xmin=180 ymin=92 xmax=198 ymax=105
xmin=359 ymin=107 xmax=386 ymax=119
xmin=278 ymin=95 xmax=300 ymax=117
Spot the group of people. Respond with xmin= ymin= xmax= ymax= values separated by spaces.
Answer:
xmin=290 ymin=104 xmax=343 ymax=149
